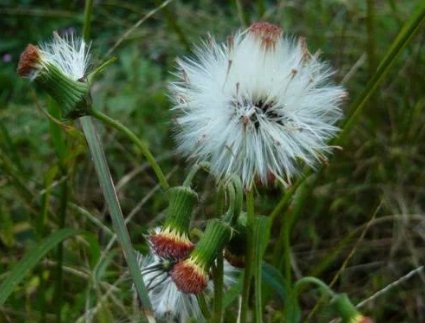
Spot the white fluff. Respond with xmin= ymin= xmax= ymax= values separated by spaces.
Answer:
xmin=170 ymin=26 xmax=345 ymax=188
xmin=136 ymin=251 xmax=239 ymax=322
xmin=137 ymin=252 xmax=203 ymax=322
xmin=39 ymin=33 xmax=90 ymax=81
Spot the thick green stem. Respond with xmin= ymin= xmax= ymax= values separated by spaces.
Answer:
xmin=240 ymin=190 xmax=255 ymax=323
xmin=212 ymin=252 xmax=224 ymax=323
xmin=90 ymin=109 xmax=169 ymax=190
xmin=79 ymin=116 xmax=153 ymax=320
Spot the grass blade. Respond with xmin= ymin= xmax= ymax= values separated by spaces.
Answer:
xmin=79 ymin=116 xmax=154 ymax=319
xmin=0 ymin=228 xmax=79 ymax=304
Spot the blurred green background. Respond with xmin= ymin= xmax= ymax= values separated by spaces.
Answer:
xmin=1 ymin=0 xmax=424 ymax=322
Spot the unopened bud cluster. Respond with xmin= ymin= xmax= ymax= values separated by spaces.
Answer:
xmin=145 ymin=184 xmax=235 ymax=296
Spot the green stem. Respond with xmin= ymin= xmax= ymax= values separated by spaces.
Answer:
xmin=79 ymin=116 xmax=153 ymax=320
xmin=270 ymin=1 xmax=425 ymax=224
xmin=90 ymin=109 xmax=169 ymax=190
xmin=240 ymin=190 xmax=255 ymax=323
xmin=154 ymin=0 xmax=190 ymax=51
xmin=256 ymin=0 xmax=265 ymax=18
xmin=212 ymin=252 xmax=224 ymax=323
xmin=183 ymin=163 xmax=202 ymax=187
xmin=54 ymin=175 xmax=68 ymax=323
xmin=253 ymin=229 xmax=263 ymax=323
xmin=336 ymin=0 xmax=425 ymax=144
xmin=82 ymin=0 xmax=93 ymax=41
xmin=235 ymin=0 xmax=249 ymax=27
xmin=197 ymin=293 xmax=211 ymax=320
xmin=294 ymin=277 xmax=336 ymax=299
xmin=366 ymin=0 xmax=377 ymax=75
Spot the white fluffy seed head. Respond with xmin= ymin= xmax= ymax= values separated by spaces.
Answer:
xmin=170 ymin=22 xmax=346 ymax=188
xmin=38 ymin=32 xmax=90 ymax=81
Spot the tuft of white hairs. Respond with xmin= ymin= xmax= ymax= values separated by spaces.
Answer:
xmin=136 ymin=252 xmax=203 ymax=322
xmin=136 ymin=251 xmax=239 ymax=322
xmin=39 ymin=32 xmax=90 ymax=81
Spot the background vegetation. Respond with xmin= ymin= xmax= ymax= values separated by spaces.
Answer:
xmin=1 ymin=0 xmax=424 ymax=322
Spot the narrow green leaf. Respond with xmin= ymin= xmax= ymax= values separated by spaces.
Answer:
xmin=252 ymin=216 xmax=271 ymax=322
xmin=47 ymin=98 xmax=67 ymax=163
xmin=223 ymin=274 xmax=244 ymax=308
xmin=0 ymin=228 xmax=79 ymax=304
xmin=262 ymin=262 xmax=286 ymax=301
xmin=79 ymin=116 xmax=153 ymax=313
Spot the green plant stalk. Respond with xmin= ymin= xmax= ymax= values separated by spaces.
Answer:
xmin=197 ymin=293 xmax=211 ymax=320
xmin=253 ymin=225 xmax=263 ymax=323
xmin=82 ymin=0 xmax=93 ymax=41
xmin=337 ymin=0 xmax=425 ymax=144
xmin=154 ymin=0 xmax=190 ymax=51
xmin=294 ymin=277 xmax=335 ymax=299
xmin=90 ymin=109 xmax=169 ymax=190
xmin=54 ymin=177 xmax=68 ymax=323
xmin=256 ymin=0 xmax=265 ymax=18
xmin=281 ymin=210 xmax=295 ymax=322
xmin=235 ymin=0 xmax=249 ymax=27
xmin=366 ymin=0 xmax=377 ymax=75
xmin=212 ymin=252 xmax=224 ymax=323
xmin=240 ymin=190 xmax=255 ymax=323
xmin=79 ymin=116 xmax=153 ymax=319
xmin=270 ymin=1 xmax=425 ymax=223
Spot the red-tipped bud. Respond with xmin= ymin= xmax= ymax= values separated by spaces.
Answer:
xmin=17 ymin=44 xmax=41 ymax=78
xmin=249 ymin=22 xmax=283 ymax=50
xmin=171 ymin=259 xmax=208 ymax=294
xmin=149 ymin=228 xmax=194 ymax=260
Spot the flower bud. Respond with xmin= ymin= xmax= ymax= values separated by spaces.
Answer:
xmin=148 ymin=186 xmax=197 ymax=260
xmin=17 ymin=33 xmax=90 ymax=119
xmin=171 ymin=219 xmax=232 ymax=294
xmin=334 ymin=293 xmax=373 ymax=323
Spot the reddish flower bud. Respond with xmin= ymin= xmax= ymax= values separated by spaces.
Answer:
xmin=171 ymin=258 xmax=208 ymax=294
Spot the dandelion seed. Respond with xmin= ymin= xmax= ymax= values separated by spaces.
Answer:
xmin=170 ymin=22 xmax=346 ymax=188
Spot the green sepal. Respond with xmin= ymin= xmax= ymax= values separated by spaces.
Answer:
xmin=191 ymin=219 xmax=232 ymax=271
xmin=36 ymin=63 xmax=90 ymax=119
xmin=164 ymin=186 xmax=198 ymax=235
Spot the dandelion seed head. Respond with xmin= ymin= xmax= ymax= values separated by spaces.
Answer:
xmin=170 ymin=22 xmax=346 ymax=188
